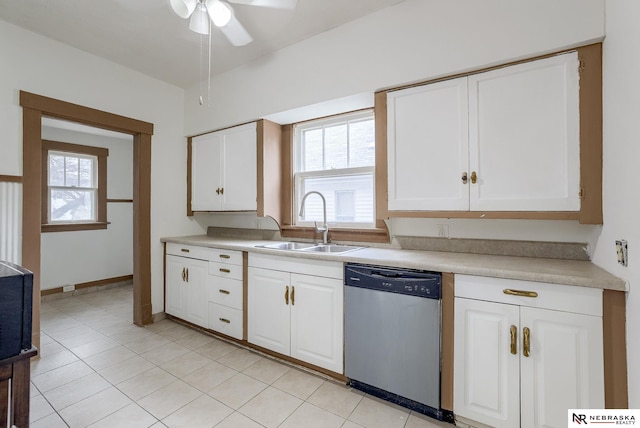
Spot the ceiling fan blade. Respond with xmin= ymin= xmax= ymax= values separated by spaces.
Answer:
xmin=227 ymin=0 xmax=298 ymax=10
xmin=219 ymin=15 xmax=253 ymax=46
xmin=170 ymin=0 xmax=197 ymax=18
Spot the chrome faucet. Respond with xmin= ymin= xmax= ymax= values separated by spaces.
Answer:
xmin=299 ymin=191 xmax=329 ymax=245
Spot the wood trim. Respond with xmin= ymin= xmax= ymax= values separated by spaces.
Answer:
xmin=280 ymin=226 xmax=390 ymax=244
xmin=187 ymin=136 xmax=193 ymax=216
xmin=107 ymin=199 xmax=133 ymax=203
xmin=0 ymin=175 xmax=22 ymax=183
xmin=42 ymin=140 xmax=108 ymax=157
xmin=440 ymin=272 xmax=454 ymax=412
xmin=374 ymin=91 xmax=389 ymax=228
xmin=257 ymin=119 xmax=282 ymax=223
xmin=20 ymin=91 xmax=153 ymax=135
xmin=280 ymin=124 xmax=294 ymax=226
xmin=243 ymin=251 xmax=248 ymax=341
xmin=603 ymin=290 xmax=628 ymax=408
xmin=577 ymin=44 xmax=603 ymax=224
xmin=41 ymin=222 xmax=108 ymax=233
xmin=133 ymin=132 xmax=153 ymax=326
xmin=386 ymin=211 xmax=580 ymax=220
xmin=22 ymin=92 xmax=154 ymax=345
xmin=40 ymin=275 xmax=134 ymax=296
xmin=75 ymin=274 xmax=133 ymax=289
xmin=22 ymin=106 xmax=42 ymax=353
xmin=41 ymin=139 xmax=109 ymax=230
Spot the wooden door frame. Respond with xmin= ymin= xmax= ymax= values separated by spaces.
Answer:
xmin=20 ymin=91 xmax=154 ymax=350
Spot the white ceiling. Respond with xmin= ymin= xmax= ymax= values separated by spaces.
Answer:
xmin=0 ymin=0 xmax=405 ymax=88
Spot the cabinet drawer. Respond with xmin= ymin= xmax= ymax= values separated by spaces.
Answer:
xmin=208 ymin=303 xmax=243 ymax=340
xmin=209 ymin=249 xmax=243 ymax=266
xmin=455 ymin=274 xmax=602 ymax=317
xmin=207 ymin=277 xmax=243 ymax=310
xmin=209 ymin=261 xmax=243 ymax=280
xmin=166 ymin=243 xmax=214 ymax=260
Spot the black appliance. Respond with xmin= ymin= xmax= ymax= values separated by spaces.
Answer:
xmin=0 ymin=261 xmax=33 ymax=360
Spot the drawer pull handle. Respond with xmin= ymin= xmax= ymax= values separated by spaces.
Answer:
xmin=219 ymin=254 xmax=231 ymax=259
xmin=509 ymin=325 xmax=517 ymax=355
xmin=219 ymin=289 xmax=230 ymax=295
xmin=181 ymin=248 xmax=190 ymax=253
xmin=219 ymin=318 xmax=230 ymax=324
xmin=523 ymin=327 xmax=531 ymax=357
xmin=503 ymin=289 xmax=538 ymax=298
xmin=219 ymin=268 xmax=231 ymax=273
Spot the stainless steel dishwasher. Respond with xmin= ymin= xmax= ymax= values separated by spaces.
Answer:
xmin=344 ymin=263 xmax=451 ymax=421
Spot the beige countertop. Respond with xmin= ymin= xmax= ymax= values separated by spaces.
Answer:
xmin=161 ymin=235 xmax=627 ymax=291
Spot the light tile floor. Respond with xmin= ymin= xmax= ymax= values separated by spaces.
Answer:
xmin=31 ymin=284 xmax=453 ymax=428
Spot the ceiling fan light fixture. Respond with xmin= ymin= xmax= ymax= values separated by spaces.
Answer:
xmin=189 ymin=2 xmax=210 ymax=34
xmin=207 ymin=0 xmax=232 ymax=27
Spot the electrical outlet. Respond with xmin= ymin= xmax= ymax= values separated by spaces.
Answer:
xmin=615 ymin=240 xmax=628 ymax=267
xmin=437 ymin=224 xmax=449 ymax=238
xmin=63 ymin=285 xmax=75 ymax=293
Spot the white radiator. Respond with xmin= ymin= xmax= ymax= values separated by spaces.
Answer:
xmin=0 ymin=181 xmax=22 ymax=264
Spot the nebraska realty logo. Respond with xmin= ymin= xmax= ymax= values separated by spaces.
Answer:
xmin=569 ymin=409 xmax=638 ymax=425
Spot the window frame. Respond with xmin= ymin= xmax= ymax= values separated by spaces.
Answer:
xmin=41 ymin=140 xmax=108 ymax=232
xmin=279 ymin=109 xmax=389 ymax=244
xmin=293 ymin=110 xmax=376 ymax=229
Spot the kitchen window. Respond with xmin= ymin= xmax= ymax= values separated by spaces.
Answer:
xmin=41 ymin=140 xmax=108 ymax=232
xmin=294 ymin=110 xmax=375 ymax=228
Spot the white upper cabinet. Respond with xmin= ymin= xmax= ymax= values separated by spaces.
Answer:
xmin=387 ymin=77 xmax=469 ymax=211
xmin=468 ymin=53 xmax=580 ymax=211
xmin=191 ymin=122 xmax=257 ymax=211
xmin=387 ymin=52 xmax=580 ymax=213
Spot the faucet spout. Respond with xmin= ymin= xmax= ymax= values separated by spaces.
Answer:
xmin=299 ymin=191 xmax=329 ymax=244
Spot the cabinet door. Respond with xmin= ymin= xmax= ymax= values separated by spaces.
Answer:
xmin=468 ymin=52 xmax=580 ymax=211
xmin=191 ymin=132 xmax=223 ymax=211
xmin=220 ymin=122 xmax=257 ymax=211
xmin=247 ymin=267 xmax=291 ymax=355
xmin=520 ymin=307 xmax=604 ymax=428
xmin=454 ymin=298 xmax=520 ymax=428
xmin=387 ymin=78 xmax=469 ymax=211
xmin=165 ymin=255 xmax=186 ymax=319
xmin=290 ymin=273 xmax=343 ymax=373
xmin=183 ymin=258 xmax=208 ymax=328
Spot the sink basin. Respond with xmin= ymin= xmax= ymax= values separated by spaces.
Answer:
xmin=256 ymin=242 xmax=364 ymax=254
xmin=300 ymin=244 xmax=363 ymax=254
xmin=258 ymin=242 xmax=317 ymax=250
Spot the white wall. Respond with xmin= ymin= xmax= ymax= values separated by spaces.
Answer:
xmin=594 ymin=0 xmax=640 ymax=408
xmin=0 ymin=19 xmax=204 ymax=313
xmin=39 ymin=127 xmax=134 ymax=290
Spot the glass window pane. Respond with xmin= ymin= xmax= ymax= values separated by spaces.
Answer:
xmin=298 ymin=174 xmax=374 ymax=224
xmin=302 ymin=128 xmax=323 ymax=172
xmin=324 ymin=123 xmax=347 ymax=170
xmin=65 ymin=157 xmax=79 ymax=187
xmin=78 ymin=157 xmax=95 ymax=188
xmin=50 ymin=189 xmax=95 ymax=222
xmin=348 ymin=119 xmax=375 ymax=167
xmin=49 ymin=154 xmax=65 ymax=186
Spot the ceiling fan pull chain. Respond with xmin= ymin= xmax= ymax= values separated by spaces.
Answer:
xmin=207 ymin=18 xmax=212 ymax=107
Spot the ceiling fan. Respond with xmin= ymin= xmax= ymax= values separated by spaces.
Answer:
xmin=170 ymin=0 xmax=298 ymax=46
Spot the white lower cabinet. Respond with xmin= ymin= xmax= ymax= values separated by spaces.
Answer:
xmin=454 ymin=275 xmax=604 ymax=428
xmin=247 ymin=254 xmax=344 ymax=373
xmin=165 ymin=243 xmax=244 ymax=337
xmin=165 ymin=254 xmax=208 ymax=328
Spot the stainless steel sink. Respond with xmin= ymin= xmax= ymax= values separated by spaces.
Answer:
xmin=256 ymin=242 xmax=363 ymax=253
xmin=259 ymin=242 xmax=317 ymax=250
xmin=300 ymin=244 xmax=363 ymax=254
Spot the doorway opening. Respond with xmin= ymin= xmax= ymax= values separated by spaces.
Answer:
xmin=20 ymin=91 xmax=154 ymax=351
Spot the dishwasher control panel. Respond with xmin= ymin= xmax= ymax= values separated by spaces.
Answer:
xmin=345 ymin=264 xmax=441 ymax=299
